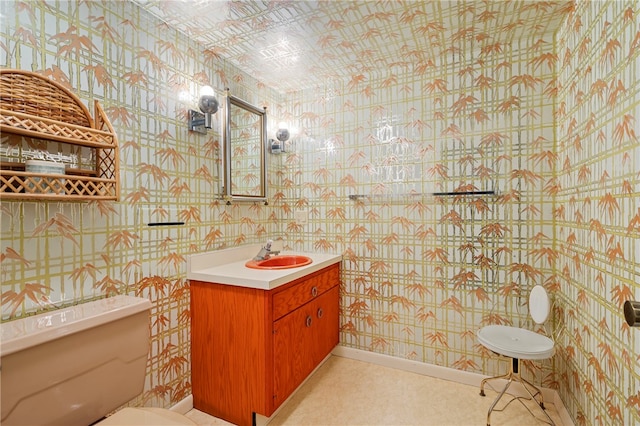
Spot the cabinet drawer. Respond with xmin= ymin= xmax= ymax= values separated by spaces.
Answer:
xmin=272 ymin=264 xmax=339 ymax=320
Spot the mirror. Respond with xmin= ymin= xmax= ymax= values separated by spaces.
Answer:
xmin=222 ymin=92 xmax=267 ymax=202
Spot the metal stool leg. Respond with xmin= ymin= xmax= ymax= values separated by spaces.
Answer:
xmin=479 ymin=371 xmax=511 ymax=397
xmin=520 ymin=374 xmax=555 ymax=425
xmin=521 ymin=376 xmax=545 ymax=408
xmin=480 ymin=357 xmax=554 ymax=426
xmin=486 ymin=375 xmax=514 ymax=426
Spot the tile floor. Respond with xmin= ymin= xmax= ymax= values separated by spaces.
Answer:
xmin=185 ymin=355 xmax=564 ymax=425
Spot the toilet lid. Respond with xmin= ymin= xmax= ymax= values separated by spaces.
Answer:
xmin=529 ymin=285 xmax=550 ymax=324
xmin=97 ymin=407 xmax=196 ymax=425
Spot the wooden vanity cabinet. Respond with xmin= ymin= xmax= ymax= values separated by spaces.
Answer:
xmin=190 ymin=263 xmax=340 ymax=426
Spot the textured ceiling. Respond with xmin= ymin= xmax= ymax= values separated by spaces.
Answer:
xmin=133 ymin=0 xmax=575 ymax=93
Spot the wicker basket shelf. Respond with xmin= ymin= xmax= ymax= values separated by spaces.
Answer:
xmin=0 ymin=69 xmax=119 ymax=201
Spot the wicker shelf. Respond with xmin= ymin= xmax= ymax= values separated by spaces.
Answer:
xmin=0 ymin=69 xmax=119 ymax=201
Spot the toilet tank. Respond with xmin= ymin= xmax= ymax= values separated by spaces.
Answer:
xmin=1 ymin=295 xmax=152 ymax=426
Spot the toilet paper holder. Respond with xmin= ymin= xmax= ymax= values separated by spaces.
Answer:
xmin=624 ymin=300 xmax=640 ymax=327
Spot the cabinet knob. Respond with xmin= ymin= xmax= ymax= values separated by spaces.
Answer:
xmin=317 ymin=308 xmax=324 ymax=319
xmin=306 ymin=315 xmax=312 ymax=327
xmin=311 ymin=286 xmax=318 ymax=297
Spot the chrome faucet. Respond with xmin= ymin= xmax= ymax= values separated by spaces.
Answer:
xmin=253 ymin=239 xmax=280 ymax=261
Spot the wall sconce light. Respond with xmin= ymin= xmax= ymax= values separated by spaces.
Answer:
xmin=270 ymin=122 xmax=290 ymax=154
xmin=276 ymin=122 xmax=290 ymax=143
xmin=188 ymin=85 xmax=219 ymax=134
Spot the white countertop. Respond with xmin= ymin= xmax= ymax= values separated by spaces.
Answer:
xmin=187 ymin=244 xmax=342 ymax=290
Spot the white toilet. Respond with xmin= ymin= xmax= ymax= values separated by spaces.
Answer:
xmin=0 ymin=295 xmax=196 ymax=425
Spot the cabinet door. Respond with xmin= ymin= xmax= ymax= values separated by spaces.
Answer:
xmin=272 ymin=298 xmax=315 ymax=408
xmin=272 ymin=286 xmax=339 ymax=409
xmin=310 ymin=285 xmax=340 ymax=366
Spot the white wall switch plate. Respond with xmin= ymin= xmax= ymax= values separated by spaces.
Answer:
xmin=294 ymin=209 xmax=308 ymax=224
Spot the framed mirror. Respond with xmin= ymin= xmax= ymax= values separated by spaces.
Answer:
xmin=222 ymin=92 xmax=267 ymax=202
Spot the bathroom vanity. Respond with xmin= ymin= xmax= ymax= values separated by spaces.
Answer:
xmin=187 ymin=247 xmax=341 ymax=426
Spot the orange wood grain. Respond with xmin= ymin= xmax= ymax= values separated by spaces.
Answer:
xmin=190 ymin=263 xmax=340 ymax=425
xmin=190 ymin=281 xmax=271 ymax=426
xmin=273 ymin=297 xmax=315 ymax=407
xmin=273 ymin=286 xmax=339 ymax=407
xmin=311 ymin=285 xmax=340 ymax=366
xmin=272 ymin=264 xmax=339 ymax=320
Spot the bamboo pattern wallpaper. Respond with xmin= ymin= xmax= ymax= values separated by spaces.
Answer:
xmin=0 ymin=0 xmax=283 ymax=409
xmin=555 ymin=1 xmax=640 ymax=424
xmin=1 ymin=1 xmax=638 ymax=425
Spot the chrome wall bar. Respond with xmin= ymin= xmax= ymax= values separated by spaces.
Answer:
xmin=348 ymin=190 xmax=496 ymax=201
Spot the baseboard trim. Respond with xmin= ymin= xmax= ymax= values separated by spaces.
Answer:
xmin=332 ymin=345 xmax=485 ymax=387
xmin=332 ymin=345 xmax=574 ymax=426
xmin=170 ymin=394 xmax=193 ymax=415
xmin=554 ymin=391 xmax=575 ymax=426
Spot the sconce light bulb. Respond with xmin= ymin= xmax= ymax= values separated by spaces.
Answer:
xmin=199 ymin=95 xmax=219 ymax=115
xmin=276 ymin=128 xmax=290 ymax=143
xmin=200 ymin=85 xmax=215 ymax=97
